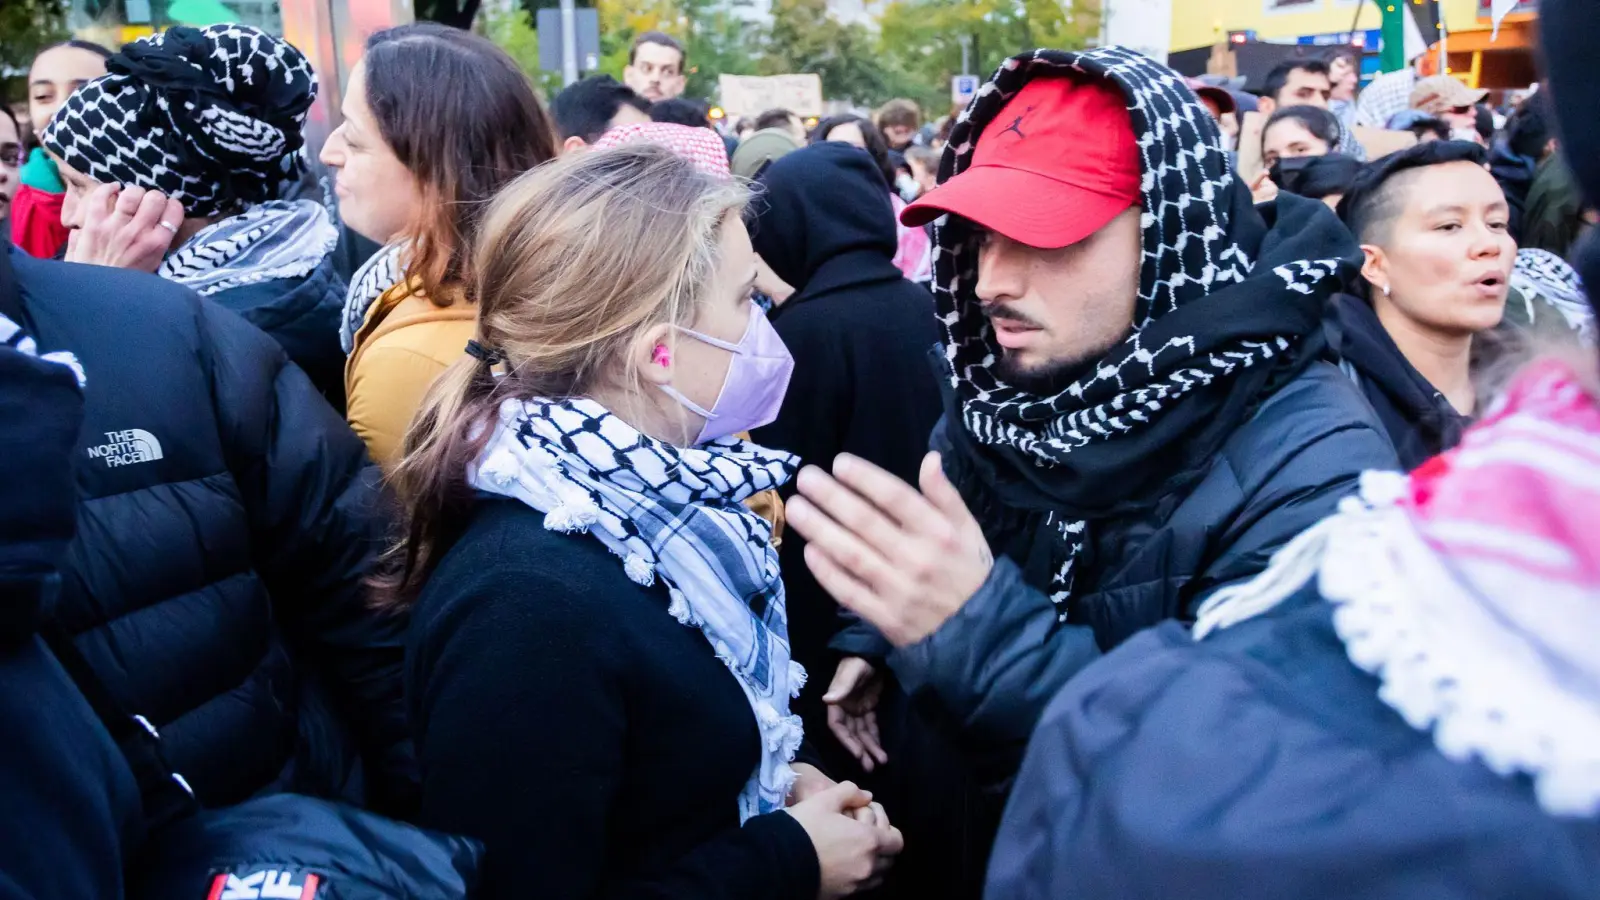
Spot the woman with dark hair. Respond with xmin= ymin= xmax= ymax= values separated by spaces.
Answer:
xmin=1261 ymin=104 xmax=1342 ymax=168
xmin=810 ymin=114 xmax=931 ymax=284
xmin=11 ymin=39 xmax=110 ymax=258
xmin=39 ymin=26 xmax=351 ymax=403
xmin=1326 ymin=140 xmax=1515 ymax=469
xmin=321 ymin=22 xmax=558 ymax=471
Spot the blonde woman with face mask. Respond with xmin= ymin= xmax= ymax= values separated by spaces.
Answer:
xmin=381 ymin=144 xmax=902 ymax=900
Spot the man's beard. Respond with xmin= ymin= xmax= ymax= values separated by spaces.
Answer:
xmin=996 ymin=351 xmax=1098 ymax=396
xmin=987 ymin=308 xmax=1128 ymax=396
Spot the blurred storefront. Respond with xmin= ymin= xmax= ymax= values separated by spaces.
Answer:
xmin=63 ymin=0 xmax=411 ymax=148
xmin=1168 ymin=0 xmax=1538 ymax=92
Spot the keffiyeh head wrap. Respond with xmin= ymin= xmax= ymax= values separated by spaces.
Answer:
xmin=592 ymin=123 xmax=732 ymax=179
xmin=933 ymin=47 xmax=1361 ymax=614
xmin=41 ymin=24 xmax=316 ymax=218
xmin=473 ymin=399 xmax=805 ymax=821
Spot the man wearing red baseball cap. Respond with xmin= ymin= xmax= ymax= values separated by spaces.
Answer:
xmin=785 ymin=46 xmax=1397 ymax=893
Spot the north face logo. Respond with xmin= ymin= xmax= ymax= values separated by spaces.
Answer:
xmin=86 ymin=429 xmax=163 ymax=468
xmin=207 ymin=869 xmax=321 ymax=900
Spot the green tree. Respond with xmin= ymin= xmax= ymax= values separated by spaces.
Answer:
xmin=680 ymin=0 xmax=759 ymax=100
xmin=478 ymin=2 xmax=565 ymax=99
xmin=1 ymin=0 xmax=69 ymax=93
xmin=874 ymin=0 xmax=1099 ymax=117
xmin=760 ymin=0 xmax=907 ymax=107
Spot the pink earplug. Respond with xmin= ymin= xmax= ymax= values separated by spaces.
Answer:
xmin=652 ymin=344 xmax=672 ymax=367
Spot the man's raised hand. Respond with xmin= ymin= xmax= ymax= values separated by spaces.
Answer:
xmin=786 ymin=452 xmax=992 ymax=648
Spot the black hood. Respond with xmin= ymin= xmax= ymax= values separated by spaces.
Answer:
xmin=1327 ymin=292 xmax=1469 ymax=468
xmin=748 ymin=142 xmax=901 ymax=300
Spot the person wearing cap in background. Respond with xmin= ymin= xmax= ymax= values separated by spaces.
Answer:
xmin=730 ymin=127 xmax=805 ymax=307
xmin=784 ymin=46 xmax=1397 ymax=889
xmin=1187 ymin=77 xmax=1239 ymax=152
xmin=1408 ymin=74 xmax=1489 ymax=141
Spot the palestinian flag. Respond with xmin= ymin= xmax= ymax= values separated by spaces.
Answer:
xmin=1380 ymin=0 xmax=1444 ymax=71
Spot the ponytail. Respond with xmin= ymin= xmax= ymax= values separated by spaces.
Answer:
xmin=370 ymin=144 xmax=747 ymax=613
xmin=368 ymin=346 xmax=504 ymax=611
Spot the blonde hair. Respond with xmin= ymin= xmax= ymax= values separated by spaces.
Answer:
xmin=375 ymin=143 xmax=748 ymax=610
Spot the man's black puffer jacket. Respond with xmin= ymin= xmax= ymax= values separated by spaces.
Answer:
xmin=10 ymin=247 xmax=415 ymax=813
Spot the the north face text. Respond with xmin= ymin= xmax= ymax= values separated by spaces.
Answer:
xmin=86 ymin=429 xmax=164 ymax=467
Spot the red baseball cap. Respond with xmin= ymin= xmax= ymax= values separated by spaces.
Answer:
xmin=901 ymin=74 xmax=1141 ymax=249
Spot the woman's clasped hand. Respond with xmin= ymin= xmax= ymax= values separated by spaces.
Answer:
xmin=786 ymin=765 xmax=904 ymax=899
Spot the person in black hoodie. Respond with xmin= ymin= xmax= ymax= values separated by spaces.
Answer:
xmin=748 ymin=141 xmax=943 ymax=753
xmin=40 ymin=25 xmax=348 ymax=406
xmin=1330 ymin=140 xmax=1516 ymax=469
xmin=748 ymin=142 xmax=950 ymax=898
xmin=0 ymin=282 xmax=142 ymax=900
xmin=1487 ymin=92 xmax=1556 ymax=242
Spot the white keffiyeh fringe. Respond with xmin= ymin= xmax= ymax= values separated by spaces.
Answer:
xmin=1 ymin=311 xmax=84 ymax=386
xmin=1193 ymin=470 xmax=1600 ymax=818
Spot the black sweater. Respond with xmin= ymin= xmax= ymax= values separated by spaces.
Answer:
xmin=407 ymin=499 xmax=820 ymax=900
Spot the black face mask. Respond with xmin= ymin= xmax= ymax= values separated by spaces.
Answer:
xmin=1268 ymin=155 xmax=1320 ymax=193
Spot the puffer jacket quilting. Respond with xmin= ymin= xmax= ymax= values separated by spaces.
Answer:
xmin=13 ymin=248 xmax=413 ymax=811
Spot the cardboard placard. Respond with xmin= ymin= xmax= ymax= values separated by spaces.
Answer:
xmin=719 ymin=74 xmax=825 ymax=118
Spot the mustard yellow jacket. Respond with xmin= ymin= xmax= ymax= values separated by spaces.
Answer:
xmin=345 ymin=281 xmax=475 ymax=473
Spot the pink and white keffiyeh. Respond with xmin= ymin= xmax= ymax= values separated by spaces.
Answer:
xmin=592 ymin=123 xmax=732 ymax=180
xmin=1196 ymin=360 xmax=1600 ymax=817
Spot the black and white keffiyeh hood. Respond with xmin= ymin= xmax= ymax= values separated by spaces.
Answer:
xmin=472 ymin=398 xmax=805 ymax=821
xmin=934 ymin=47 xmax=1363 ymax=611
xmin=41 ymin=24 xmax=316 ymax=218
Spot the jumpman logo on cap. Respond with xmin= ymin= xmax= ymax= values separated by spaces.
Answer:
xmin=999 ymin=106 xmax=1036 ymax=140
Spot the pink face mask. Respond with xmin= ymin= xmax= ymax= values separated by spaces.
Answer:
xmin=661 ymin=301 xmax=795 ymax=444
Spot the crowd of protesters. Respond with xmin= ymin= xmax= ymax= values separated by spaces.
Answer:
xmin=2 ymin=6 xmax=1598 ymax=900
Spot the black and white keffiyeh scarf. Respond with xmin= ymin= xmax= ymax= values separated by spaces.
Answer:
xmin=1510 ymin=248 xmax=1594 ymax=341
xmin=159 ymin=199 xmax=337 ymax=296
xmin=934 ymin=47 xmax=1362 ymax=614
xmin=471 ymin=398 xmax=805 ymax=821
xmin=40 ymin=24 xmax=316 ymax=218
xmin=340 ymin=242 xmax=407 ymax=353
